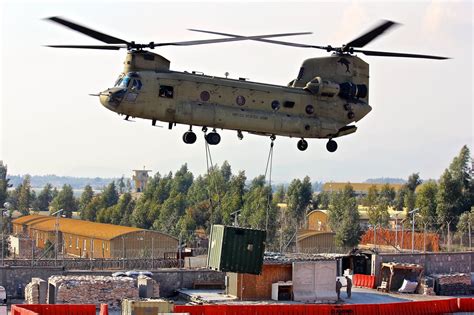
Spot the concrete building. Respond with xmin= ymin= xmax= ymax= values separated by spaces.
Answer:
xmin=12 ymin=214 xmax=178 ymax=259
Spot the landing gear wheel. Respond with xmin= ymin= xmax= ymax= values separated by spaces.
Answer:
xmin=237 ymin=130 xmax=244 ymax=140
xmin=297 ymin=139 xmax=308 ymax=151
xmin=326 ymin=140 xmax=338 ymax=152
xmin=205 ymin=132 xmax=221 ymax=145
xmin=182 ymin=131 xmax=197 ymax=144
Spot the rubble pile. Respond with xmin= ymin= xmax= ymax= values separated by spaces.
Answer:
xmin=432 ymin=273 xmax=471 ymax=295
xmin=49 ymin=275 xmax=139 ymax=308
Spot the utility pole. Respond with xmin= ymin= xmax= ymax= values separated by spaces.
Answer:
xmin=394 ymin=213 xmax=399 ymax=249
xmin=410 ymin=208 xmax=419 ymax=253
xmin=51 ymin=209 xmax=64 ymax=266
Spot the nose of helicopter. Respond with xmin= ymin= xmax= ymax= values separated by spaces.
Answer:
xmin=99 ymin=92 xmax=109 ymax=108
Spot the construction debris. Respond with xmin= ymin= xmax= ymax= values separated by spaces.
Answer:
xmin=432 ymin=273 xmax=471 ymax=296
xmin=49 ymin=275 xmax=139 ymax=309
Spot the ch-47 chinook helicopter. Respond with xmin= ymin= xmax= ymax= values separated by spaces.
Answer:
xmin=45 ymin=17 xmax=448 ymax=152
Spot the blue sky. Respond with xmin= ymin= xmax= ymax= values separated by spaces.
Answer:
xmin=1 ymin=1 xmax=472 ymax=182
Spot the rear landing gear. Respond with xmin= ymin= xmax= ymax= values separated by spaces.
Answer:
xmin=326 ymin=139 xmax=338 ymax=152
xmin=297 ymin=139 xmax=308 ymax=151
xmin=205 ymin=129 xmax=221 ymax=145
xmin=183 ymin=130 xmax=197 ymax=144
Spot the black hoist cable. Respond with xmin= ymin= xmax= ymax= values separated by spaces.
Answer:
xmin=263 ymin=138 xmax=275 ymax=231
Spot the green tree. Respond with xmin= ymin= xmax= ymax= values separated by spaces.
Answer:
xmin=81 ymin=195 xmax=102 ymax=221
xmin=380 ymin=183 xmax=396 ymax=206
xmin=407 ymin=173 xmax=422 ymax=192
xmin=50 ymin=184 xmax=77 ymax=217
xmin=0 ymin=161 xmax=11 ymax=206
xmin=328 ymin=184 xmax=361 ymax=247
xmin=117 ymin=176 xmax=126 ymax=194
xmin=101 ymin=182 xmax=119 ymax=208
xmin=366 ymin=185 xmax=389 ymax=228
xmin=79 ymin=185 xmax=94 ymax=216
xmin=436 ymin=169 xmax=460 ymax=237
xmin=18 ymin=175 xmax=33 ymax=215
xmin=415 ymin=181 xmax=438 ymax=230
xmin=287 ymin=176 xmax=313 ymax=225
xmin=33 ymin=183 xmax=54 ymax=212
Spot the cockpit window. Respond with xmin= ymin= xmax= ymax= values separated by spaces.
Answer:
xmin=115 ymin=73 xmax=141 ymax=89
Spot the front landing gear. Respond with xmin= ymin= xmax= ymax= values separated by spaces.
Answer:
xmin=297 ymin=139 xmax=308 ymax=151
xmin=326 ymin=139 xmax=338 ymax=152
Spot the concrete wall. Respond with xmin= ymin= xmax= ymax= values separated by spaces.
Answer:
xmin=372 ymin=252 xmax=473 ymax=285
xmin=0 ymin=266 xmax=224 ymax=299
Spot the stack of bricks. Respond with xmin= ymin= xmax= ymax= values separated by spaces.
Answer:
xmin=417 ymin=277 xmax=435 ymax=296
xmin=24 ymin=282 xmax=39 ymax=304
xmin=49 ymin=275 xmax=139 ymax=309
xmin=24 ymin=278 xmax=47 ymax=304
xmin=432 ymin=273 xmax=471 ymax=296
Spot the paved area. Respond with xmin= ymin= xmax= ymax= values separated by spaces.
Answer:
xmin=341 ymin=287 xmax=455 ymax=304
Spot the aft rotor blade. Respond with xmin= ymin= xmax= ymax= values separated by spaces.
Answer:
xmin=353 ymin=49 xmax=449 ymax=59
xmin=155 ymin=31 xmax=313 ymax=47
xmin=344 ymin=20 xmax=399 ymax=50
xmin=188 ymin=29 xmax=325 ymax=48
xmin=45 ymin=16 xmax=130 ymax=44
xmin=46 ymin=44 xmax=125 ymax=50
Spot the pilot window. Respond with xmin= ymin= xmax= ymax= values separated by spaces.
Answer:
xmin=159 ymin=85 xmax=174 ymax=98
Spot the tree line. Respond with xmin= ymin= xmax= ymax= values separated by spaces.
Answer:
xmin=0 ymin=145 xmax=472 ymax=251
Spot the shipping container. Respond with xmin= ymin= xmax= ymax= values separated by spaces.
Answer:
xmin=207 ymin=225 xmax=266 ymax=275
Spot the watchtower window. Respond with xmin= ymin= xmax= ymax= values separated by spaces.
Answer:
xmin=159 ymin=85 xmax=174 ymax=98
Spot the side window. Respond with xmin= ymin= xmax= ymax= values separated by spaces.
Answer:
xmin=159 ymin=85 xmax=174 ymax=98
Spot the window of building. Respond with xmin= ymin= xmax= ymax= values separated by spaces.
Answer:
xmin=83 ymin=239 xmax=87 ymax=251
xmin=76 ymin=237 xmax=79 ymax=249
xmin=159 ymin=85 xmax=174 ymax=98
xmin=69 ymin=236 xmax=72 ymax=248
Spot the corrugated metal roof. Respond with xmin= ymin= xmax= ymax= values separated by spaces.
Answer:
xmin=12 ymin=214 xmax=172 ymax=241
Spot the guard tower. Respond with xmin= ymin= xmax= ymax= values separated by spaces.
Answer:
xmin=132 ymin=168 xmax=152 ymax=193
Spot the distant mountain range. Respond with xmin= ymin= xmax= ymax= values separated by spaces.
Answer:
xmin=364 ymin=177 xmax=406 ymax=184
xmin=7 ymin=174 xmax=405 ymax=191
xmin=7 ymin=175 xmax=121 ymax=190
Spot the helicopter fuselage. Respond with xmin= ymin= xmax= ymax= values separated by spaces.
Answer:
xmin=99 ymin=51 xmax=372 ymax=140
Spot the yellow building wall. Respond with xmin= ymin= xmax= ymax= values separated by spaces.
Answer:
xmin=307 ymin=211 xmax=330 ymax=231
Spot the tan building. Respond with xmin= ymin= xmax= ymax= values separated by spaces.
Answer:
xmin=12 ymin=214 xmax=178 ymax=259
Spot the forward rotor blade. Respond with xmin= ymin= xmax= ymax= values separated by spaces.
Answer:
xmin=45 ymin=16 xmax=129 ymax=44
xmin=353 ymin=49 xmax=449 ymax=59
xmin=345 ymin=20 xmax=399 ymax=50
xmin=46 ymin=44 xmax=125 ymax=50
xmin=155 ymin=31 xmax=313 ymax=47
xmin=188 ymin=29 xmax=324 ymax=48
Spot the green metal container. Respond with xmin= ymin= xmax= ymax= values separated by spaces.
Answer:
xmin=207 ymin=224 xmax=266 ymax=275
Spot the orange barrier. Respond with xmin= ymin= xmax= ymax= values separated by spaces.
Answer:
xmin=174 ymin=298 xmax=461 ymax=315
xmin=352 ymin=274 xmax=375 ymax=289
xmin=458 ymin=298 xmax=474 ymax=312
xmin=11 ymin=305 xmax=96 ymax=315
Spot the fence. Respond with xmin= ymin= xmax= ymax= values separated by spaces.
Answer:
xmin=3 ymin=258 xmax=180 ymax=270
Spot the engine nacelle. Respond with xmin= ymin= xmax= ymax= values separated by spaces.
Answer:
xmin=305 ymin=77 xmax=368 ymax=100
xmin=304 ymin=77 xmax=340 ymax=97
